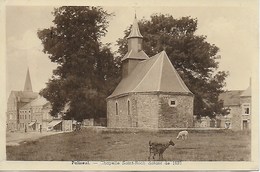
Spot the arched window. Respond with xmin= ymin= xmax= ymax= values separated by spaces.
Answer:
xmin=127 ymin=100 xmax=130 ymax=116
xmin=116 ymin=102 xmax=118 ymax=116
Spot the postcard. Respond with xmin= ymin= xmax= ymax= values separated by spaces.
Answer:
xmin=0 ymin=0 xmax=259 ymax=170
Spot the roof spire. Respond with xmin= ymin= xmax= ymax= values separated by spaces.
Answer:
xmin=23 ymin=67 xmax=33 ymax=92
xmin=127 ymin=14 xmax=143 ymax=39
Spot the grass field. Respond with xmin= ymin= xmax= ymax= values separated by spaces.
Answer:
xmin=6 ymin=128 xmax=251 ymax=161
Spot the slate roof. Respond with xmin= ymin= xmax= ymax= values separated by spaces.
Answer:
xmin=108 ymin=51 xmax=192 ymax=98
xmin=20 ymin=96 xmax=49 ymax=109
xmin=121 ymin=50 xmax=149 ymax=61
xmin=240 ymin=86 xmax=251 ymax=97
xmin=219 ymin=90 xmax=244 ymax=106
xmin=127 ymin=17 xmax=143 ymax=39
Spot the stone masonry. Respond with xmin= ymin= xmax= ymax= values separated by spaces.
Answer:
xmin=107 ymin=92 xmax=193 ymax=128
xmin=158 ymin=93 xmax=193 ymax=128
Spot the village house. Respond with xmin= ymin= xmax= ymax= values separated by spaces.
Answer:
xmin=218 ymin=83 xmax=251 ymax=130
xmin=18 ymin=96 xmax=73 ymax=132
xmin=106 ymin=17 xmax=194 ymax=128
xmin=19 ymin=96 xmax=53 ymax=132
xmin=6 ymin=68 xmax=72 ymax=132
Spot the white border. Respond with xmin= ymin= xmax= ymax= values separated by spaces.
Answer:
xmin=0 ymin=0 xmax=259 ymax=170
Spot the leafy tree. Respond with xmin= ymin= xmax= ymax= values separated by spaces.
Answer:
xmin=117 ymin=14 xmax=229 ymax=118
xmin=38 ymin=6 xmax=120 ymax=121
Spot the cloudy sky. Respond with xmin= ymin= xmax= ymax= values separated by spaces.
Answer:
xmin=5 ymin=0 xmax=258 ymax=98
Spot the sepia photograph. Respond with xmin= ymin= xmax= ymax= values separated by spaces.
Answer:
xmin=0 ymin=0 xmax=259 ymax=171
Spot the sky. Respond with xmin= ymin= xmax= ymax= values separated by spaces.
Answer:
xmin=5 ymin=0 xmax=259 ymax=99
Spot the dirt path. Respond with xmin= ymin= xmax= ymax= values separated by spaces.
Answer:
xmin=6 ymin=131 xmax=64 ymax=146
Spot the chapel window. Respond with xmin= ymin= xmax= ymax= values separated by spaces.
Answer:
xmin=168 ymin=98 xmax=177 ymax=107
xmin=116 ymin=102 xmax=118 ymax=116
xmin=127 ymin=100 xmax=130 ymax=116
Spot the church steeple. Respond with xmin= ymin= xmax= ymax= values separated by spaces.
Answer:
xmin=127 ymin=15 xmax=143 ymax=39
xmin=126 ymin=16 xmax=143 ymax=53
xmin=23 ymin=68 xmax=33 ymax=92
xmin=121 ymin=15 xmax=149 ymax=78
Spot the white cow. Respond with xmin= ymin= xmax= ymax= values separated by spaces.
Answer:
xmin=176 ymin=130 xmax=188 ymax=140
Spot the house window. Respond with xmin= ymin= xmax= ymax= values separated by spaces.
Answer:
xmin=168 ymin=98 xmax=177 ymax=107
xmin=242 ymin=120 xmax=249 ymax=130
xmin=242 ymin=103 xmax=250 ymax=115
xmin=116 ymin=102 xmax=118 ymax=116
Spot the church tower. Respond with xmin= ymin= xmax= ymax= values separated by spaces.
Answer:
xmin=121 ymin=15 xmax=149 ymax=78
xmin=23 ymin=68 xmax=33 ymax=92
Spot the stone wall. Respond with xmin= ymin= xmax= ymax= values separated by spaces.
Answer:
xmin=107 ymin=92 xmax=194 ymax=129
xmin=107 ymin=95 xmax=137 ymax=128
xmin=158 ymin=94 xmax=193 ymax=128
xmin=107 ymin=94 xmax=159 ymax=128
xmin=229 ymin=105 xmax=241 ymax=130
xmin=135 ymin=94 xmax=159 ymax=128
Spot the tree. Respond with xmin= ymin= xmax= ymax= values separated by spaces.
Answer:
xmin=38 ymin=6 xmax=120 ymax=121
xmin=117 ymin=14 xmax=229 ymax=118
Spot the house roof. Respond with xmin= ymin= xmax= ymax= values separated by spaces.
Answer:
xmin=121 ymin=50 xmax=149 ymax=61
xmin=20 ymin=96 xmax=49 ymax=109
xmin=29 ymin=96 xmax=49 ymax=107
xmin=219 ymin=90 xmax=244 ymax=106
xmin=108 ymin=51 xmax=192 ymax=98
xmin=240 ymin=86 xmax=251 ymax=97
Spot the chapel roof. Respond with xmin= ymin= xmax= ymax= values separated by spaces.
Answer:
xmin=108 ymin=51 xmax=192 ymax=98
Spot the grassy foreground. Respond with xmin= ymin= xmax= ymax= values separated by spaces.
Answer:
xmin=6 ymin=128 xmax=251 ymax=161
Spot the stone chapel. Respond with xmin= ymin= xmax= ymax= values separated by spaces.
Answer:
xmin=106 ymin=16 xmax=194 ymax=128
